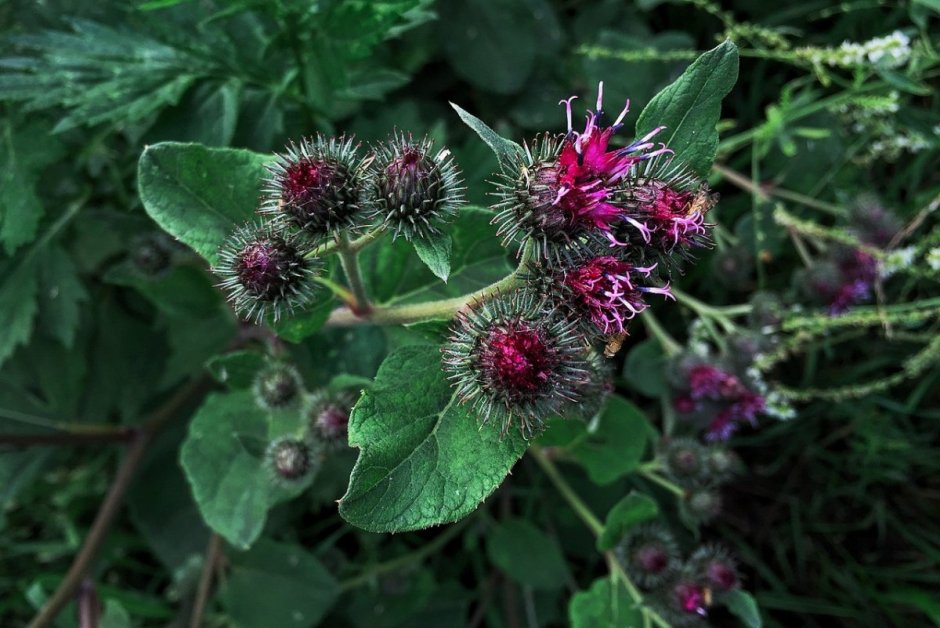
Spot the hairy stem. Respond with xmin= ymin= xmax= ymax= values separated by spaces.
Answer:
xmin=335 ymin=232 xmax=372 ymax=314
xmin=326 ymin=240 xmax=534 ymax=327
xmin=529 ymin=446 xmax=669 ymax=627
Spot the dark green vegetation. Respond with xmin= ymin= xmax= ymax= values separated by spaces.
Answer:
xmin=1 ymin=1 xmax=938 ymax=627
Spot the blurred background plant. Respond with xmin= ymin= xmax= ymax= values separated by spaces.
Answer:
xmin=1 ymin=0 xmax=938 ymax=626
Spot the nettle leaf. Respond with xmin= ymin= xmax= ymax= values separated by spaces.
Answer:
xmin=450 ymin=103 xmax=525 ymax=167
xmin=339 ymin=345 xmax=527 ymax=532
xmin=38 ymin=244 xmax=88 ymax=348
xmin=635 ymin=40 xmax=739 ymax=176
xmin=180 ymin=390 xmax=309 ymax=548
xmin=412 ymin=232 xmax=452 ymax=282
xmin=221 ymin=539 xmax=339 ymax=628
xmin=0 ymin=256 xmax=40 ymax=368
xmin=487 ymin=519 xmax=569 ymax=589
xmin=569 ymin=396 xmax=653 ymax=485
xmin=0 ymin=120 xmax=64 ymax=254
xmin=597 ymin=492 xmax=659 ymax=551
xmin=138 ymin=142 xmax=270 ymax=265
xmin=569 ymin=578 xmax=642 ymax=628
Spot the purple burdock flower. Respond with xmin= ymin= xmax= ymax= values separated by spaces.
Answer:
xmin=801 ymin=247 xmax=878 ymax=315
xmin=559 ymin=255 xmax=673 ymax=335
xmin=442 ymin=292 xmax=592 ymax=436
xmin=673 ymin=581 xmax=708 ymax=617
xmin=673 ymin=363 xmax=767 ymax=442
xmin=493 ymin=82 xmax=671 ymax=261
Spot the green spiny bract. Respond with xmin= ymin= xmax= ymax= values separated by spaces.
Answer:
xmin=611 ymin=157 xmax=716 ymax=267
xmin=491 ymin=134 xmax=578 ymax=263
xmin=442 ymin=291 xmax=592 ymax=437
xmin=685 ymin=544 xmax=740 ymax=594
xmin=262 ymin=135 xmax=366 ymax=236
xmin=615 ymin=523 xmax=682 ymax=590
xmin=264 ymin=436 xmax=320 ymax=485
xmin=366 ymin=133 xmax=464 ymax=241
xmin=214 ymin=222 xmax=321 ymax=323
xmin=253 ymin=363 xmax=304 ymax=411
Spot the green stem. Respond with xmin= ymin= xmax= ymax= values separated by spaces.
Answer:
xmin=529 ymin=446 xmax=670 ymax=628
xmin=326 ymin=240 xmax=533 ymax=327
xmin=641 ymin=311 xmax=682 ymax=357
xmin=335 ymin=232 xmax=371 ymax=314
xmin=671 ymin=287 xmax=743 ymax=332
xmin=308 ymin=226 xmax=385 ymax=258
xmin=314 ymin=276 xmax=355 ymax=304
xmin=713 ymin=162 xmax=845 ymax=216
xmin=338 ymin=519 xmax=469 ymax=592
xmin=638 ymin=469 xmax=686 ymax=497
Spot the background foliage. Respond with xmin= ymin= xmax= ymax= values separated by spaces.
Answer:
xmin=1 ymin=1 xmax=939 ymax=627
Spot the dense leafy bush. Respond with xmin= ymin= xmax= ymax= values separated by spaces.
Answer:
xmin=1 ymin=1 xmax=938 ymax=627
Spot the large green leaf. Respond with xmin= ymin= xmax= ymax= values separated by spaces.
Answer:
xmin=180 ymin=390 xmax=308 ymax=548
xmin=569 ymin=396 xmax=652 ymax=485
xmin=361 ymin=206 xmax=511 ymax=307
xmin=635 ymin=40 xmax=739 ymax=176
xmin=37 ymin=245 xmax=88 ymax=348
xmin=221 ymin=539 xmax=339 ymax=628
xmin=569 ymin=578 xmax=643 ymax=628
xmin=137 ymin=142 xmax=270 ymax=265
xmin=597 ymin=492 xmax=659 ymax=551
xmin=487 ymin=519 xmax=569 ymax=589
xmin=339 ymin=345 xmax=527 ymax=532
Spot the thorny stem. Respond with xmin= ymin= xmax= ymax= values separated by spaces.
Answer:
xmin=326 ymin=240 xmax=534 ymax=327
xmin=529 ymin=446 xmax=670 ymax=627
xmin=26 ymin=377 xmax=211 ymax=628
xmin=335 ymin=232 xmax=372 ymax=314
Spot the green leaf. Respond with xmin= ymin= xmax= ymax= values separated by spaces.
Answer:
xmin=38 ymin=244 xmax=88 ymax=347
xmin=439 ymin=0 xmax=551 ymax=94
xmin=180 ymin=390 xmax=308 ymax=548
xmin=569 ymin=578 xmax=643 ymax=628
xmin=622 ymin=339 xmax=667 ymax=398
xmin=569 ymin=397 xmax=651 ymax=485
xmin=0 ymin=120 xmax=64 ymax=253
xmin=487 ymin=519 xmax=569 ymax=589
xmin=271 ymin=292 xmax=336 ymax=343
xmin=450 ymin=103 xmax=525 ymax=166
xmin=0 ymin=256 xmax=40 ymax=368
xmin=105 ymin=262 xmax=222 ymax=320
xmin=361 ymin=206 xmax=510 ymax=306
xmin=725 ymin=589 xmax=762 ymax=628
xmin=413 ymin=232 xmax=452 ymax=282
xmin=137 ymin=142 xmax=270 ymax=265
xmin=221 ymin=539 xmax=339 ymax=628
xmin=635 ymin=40 xmax=739 ymax=176
xmin=339 ymin=345 xmax=527 ymax=532
xmin=597 ymin=492 xmax=659 ymax=551
xmin=99 ymin=599 xmax=132 ymax=628
xmin=206 ymin=350 xmax=267 ymax=389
